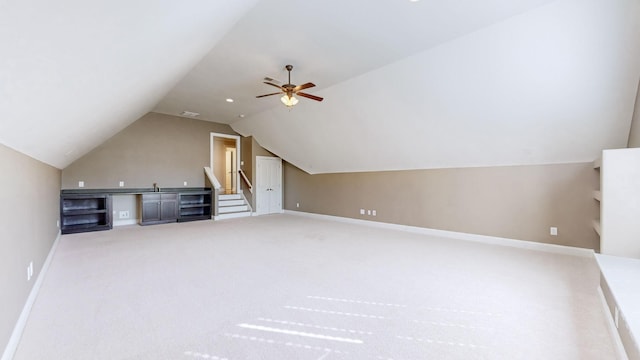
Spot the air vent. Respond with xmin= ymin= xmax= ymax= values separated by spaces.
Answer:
xmin=180 ymin=111 xmax=200 ymax=117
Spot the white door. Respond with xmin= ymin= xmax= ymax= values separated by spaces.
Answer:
xmin=256 ymin=157 xmax=282 ymax=215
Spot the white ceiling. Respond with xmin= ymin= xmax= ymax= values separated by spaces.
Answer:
xmin=0 ymin=0 xmax=259 ymax=168
xmin=1 ymin=0 xmax=640 ymax=173
xmin=153 ymin=0 xmax=558 ymax=122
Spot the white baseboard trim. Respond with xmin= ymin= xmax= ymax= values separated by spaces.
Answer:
xmin=597 ymin=286 xmax=629 ymax=360
xmin=284 ymin=210 xmax=594 ymax=258
xmin=2 ymin=231 xmax=61 ymax=360
xmin=113 ymin=219 xmax=138 ymax=227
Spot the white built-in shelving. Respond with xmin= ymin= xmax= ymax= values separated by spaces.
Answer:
xmin=593 ymin=157 xmax=602 ymax=169
xmin=594 ymin=148 xmax=640 ymax=258
xmin=592 ymin=219 xmax=601 ymax=236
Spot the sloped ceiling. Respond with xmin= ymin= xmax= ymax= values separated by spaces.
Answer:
xmin=0 ymin=0 xmax=259 ymax=169
xmin=230 ymin=0 xmax=640 ymax=173
xmin=1 ymin=0 xmax=640 ymax=173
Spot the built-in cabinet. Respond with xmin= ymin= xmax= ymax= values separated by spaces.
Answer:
xmin=178 ymin=191 xmax=212 ymax=222
xmin=60 ymin=188 xmax=212 ymax=234
xmin=140 ymin=190 xmax=213 ymax=225
xmin=140 ymin=193 xmax=178 ymax=225
xmin=60 ymin=194 xmax=112 ymax=234
xmin=593 ymin=148 xmax=640 ymax=258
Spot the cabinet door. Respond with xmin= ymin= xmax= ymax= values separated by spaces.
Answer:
xmin=161 ymin=199 xmax=178 ymax=220
xmin=142 ymin=200 xmax=161 ymax=222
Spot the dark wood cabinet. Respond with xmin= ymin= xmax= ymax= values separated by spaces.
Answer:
xmin=178 ymin=190 xmax=212 ymax=222
xmin=60 ymin=188 xmax=212 ymax=233
xmin=141 ymin=196 xmax=161 ymax=222
xmin=140 ymin=193 xmax=178 ymax=225
xmin=60 ymin=194 xmax=112 ymax=234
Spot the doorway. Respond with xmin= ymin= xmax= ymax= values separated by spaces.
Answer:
xmin=225 ymin=147 xmax=236 ymax=194
xmin=210 ymin=133 xmax=241 ymax=195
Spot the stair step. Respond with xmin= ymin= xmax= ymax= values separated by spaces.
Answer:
xmin=219 ymin=205 xmax=249 ymax=213
xmin=215 ymin=211 xmax=252 ymax=220
xmin=219 ymin=194 xmax=242 ymax=200
xmin=219 ymin=199 xmax=245 ymax=207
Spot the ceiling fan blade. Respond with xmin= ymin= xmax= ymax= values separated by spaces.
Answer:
xmin=297 ymin=92 xmax=324 ymax=102
xmin=263 ymin=82 xmax=284 ymax=90
xmin=256 ymin=92 xmax=282 ymax=98
xmin=293 ymin=82 xmax=315 ymax=92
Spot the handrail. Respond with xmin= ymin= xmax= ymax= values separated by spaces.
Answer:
xmin=203 ymin=167 xmax=221 ymax=190
xmin=238 ymin=169 xmax=253 ymax=193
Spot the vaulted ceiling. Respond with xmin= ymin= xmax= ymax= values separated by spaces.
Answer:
xmin=1 ymin=0 xmax=639 ymax=173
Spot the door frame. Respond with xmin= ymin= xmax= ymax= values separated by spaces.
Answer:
xmin=210 ymin=133 xmax=241 ymax=193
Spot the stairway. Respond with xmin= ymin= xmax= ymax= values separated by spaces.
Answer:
xmin=215 ymin=193 xmax=252 ymax=220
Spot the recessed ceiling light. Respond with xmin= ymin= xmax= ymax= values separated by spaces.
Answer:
xmin=180 ymin=111 xmax=200 ymax=117
xmin=226 ymin=98 xmax=234 ymax=103
xmin=238 ymin=114 xmax=245 ymax=118
xmin=409 ymin=0 xmax=420 ymax=2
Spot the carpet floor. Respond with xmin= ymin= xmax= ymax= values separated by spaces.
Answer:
xmin=13 ymin=214 xmax=617 ymax=359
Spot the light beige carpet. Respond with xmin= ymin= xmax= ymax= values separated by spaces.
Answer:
xmin=13 ymin=214 xmax=617 ymax=359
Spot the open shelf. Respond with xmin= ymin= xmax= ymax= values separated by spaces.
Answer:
xmin=61 ymin=193 xmax=112 ymax=234
xmin=593 ymin=219 xmax=601 ymax=236
xmin=178 ymin=191 xmax=212 ymax=222
xmin=62 ymin=209 xmax=107 ymax=216
xmin=593 ymin=190 xmax=601 ymax=201
xmin=180 ymin=203 xmax=211 ymax=209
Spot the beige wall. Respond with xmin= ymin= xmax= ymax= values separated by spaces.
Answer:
xmin=0 ymin=144 xmax=60 ymax=354
xmin=239 ymin=136 xmax=276 ymax=209
xmin=62 ymin=112 xmax=237 ymax=189
xmin=240 ymin=136 xmax=253 ymax=206
xmin=284 ymin=162 xmax=599 ymax=250
xmin=628 ymin=79 xmax=640 ymax=148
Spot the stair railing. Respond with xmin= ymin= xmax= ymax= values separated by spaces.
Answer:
xmin=238 ymin=169 xmax=253 ymax=194
xmin=204 ymin=167 xmax=222 ymax=217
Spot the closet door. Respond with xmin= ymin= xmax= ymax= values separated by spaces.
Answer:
xmin=256 ymin=157 xmax=282 ymax=215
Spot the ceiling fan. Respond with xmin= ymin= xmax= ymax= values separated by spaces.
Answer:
xmin=256 ymin=65 xmax=324 ymax=107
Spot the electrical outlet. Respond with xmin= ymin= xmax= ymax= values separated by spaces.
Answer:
xmin=296 ymin=203 xmax=300 ymax=208
xmin=372 ymin=210 xmax=377 ymax=216
xmin=367 ymin=210 xmax=371 ymax=215
xmin=550 ymin=227 xmax=558 ymax=236
xmin=360 ymin=209 xmax=365 ymax=215
xmin=119 ymin=181 xmax=124 ymax=187
xmin=119 ymin=211 xmax=129 ymax=219
xmin=78 ymin=181 xmax=84 ymax=188
xmin=184 ymin=181 xmax=188 ymax=186
xmin=56 ymin=220 xmax=60 ymax=228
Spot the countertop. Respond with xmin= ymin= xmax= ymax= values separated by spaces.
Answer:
xmin=61 ymin=187 xmax=212 ymax=195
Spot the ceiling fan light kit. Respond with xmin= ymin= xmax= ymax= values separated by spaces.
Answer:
xmin=257 ymin=64 xmax=323 ymax=108
xmin=281 ymin=94 xmax=299 ymax=107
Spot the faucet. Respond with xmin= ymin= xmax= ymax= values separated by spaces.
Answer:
xmin=153 ymin=183 xmax=158 ymax=192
